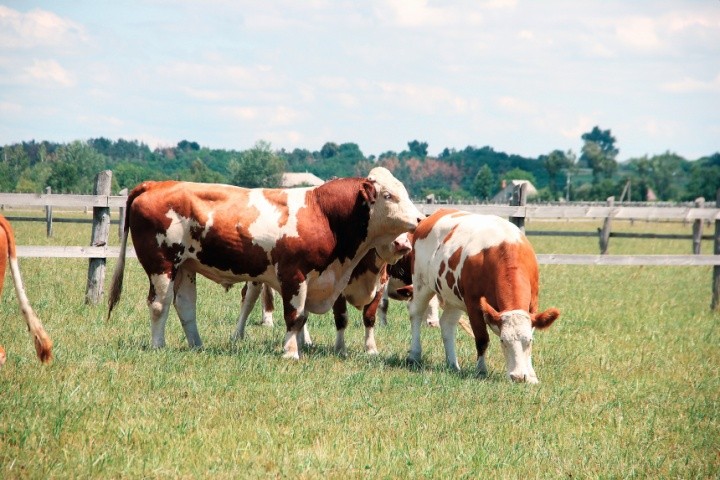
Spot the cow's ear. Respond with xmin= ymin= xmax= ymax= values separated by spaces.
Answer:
xmin=361 ymin=180 xmax=377 ymax=205
xmin=480 ymin=297 xmax=501 ymax=327
xmin=532 ymin=308 xmax=560 ymax=329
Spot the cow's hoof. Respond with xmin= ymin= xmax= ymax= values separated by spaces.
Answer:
xmin=366 ymin=348 xmax=379 ymax=356
xmin=405 ymin=355 xmax=421 ymax=366
xmin=282 ymin=351 xmax=300 ymax=360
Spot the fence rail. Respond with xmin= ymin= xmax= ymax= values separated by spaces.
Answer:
xmin=2 ymin=182 xmax=720 ymax=309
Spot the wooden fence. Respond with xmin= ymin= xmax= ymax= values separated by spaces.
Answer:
xmin=1 ymin=178 xmax=719 ymax=309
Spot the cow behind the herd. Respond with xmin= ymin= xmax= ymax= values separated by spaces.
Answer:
xmin=0 ymin=214 xmax=53 ymax=368
xmin=107 ymin=167 xmax=423 ymax=359
xmin=407 ymin=208 xmax=560 ymax=383
xmin=234 ymin=232 xmax=412 ymax=355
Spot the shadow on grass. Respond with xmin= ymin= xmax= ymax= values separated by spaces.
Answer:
xmin=116 ymin=329 xmax=507 ymax=382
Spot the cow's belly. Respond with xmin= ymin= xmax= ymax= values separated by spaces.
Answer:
xmin=304 ymin=263 xmax=356 ymax=314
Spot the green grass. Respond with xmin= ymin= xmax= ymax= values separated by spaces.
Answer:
xmin=1 ymin=213 xmax=718 ymax=478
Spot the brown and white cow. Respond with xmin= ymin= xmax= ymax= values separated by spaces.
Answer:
xmin=107 ymin=168 xmax=423 ymax=359
xmin=407 ymin=208 xmax=559 ymax=383
xmin=234 ymin=233 xmax=412 ymax=355
xmin=0 ymin=214 xmax=53 ymax=367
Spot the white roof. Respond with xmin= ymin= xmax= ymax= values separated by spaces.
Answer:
xmin=281 ymin=172 xmax=324 ymax=187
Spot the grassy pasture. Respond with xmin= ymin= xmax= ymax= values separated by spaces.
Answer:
xmin=1 ymin=213 xmax=718 ymax=478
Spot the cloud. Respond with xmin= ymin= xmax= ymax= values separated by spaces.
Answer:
xmin=615 ymin=16 xmax=661 ymax=50
xmin=496 ymin=95 xmax=536 ymax=115
xmin=0 ymin=5 xmax=87 ymax=49
xmin=661 ymin=74 xmax=720 ymax=93
xmin=25 ymin=59 xmax=75 ymax=87
xmin=373 ymin=0 xmax=484 ymax=28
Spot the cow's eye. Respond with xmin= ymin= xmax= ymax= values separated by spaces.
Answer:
xmin=383 ymin=192 xmax=392 ymax=200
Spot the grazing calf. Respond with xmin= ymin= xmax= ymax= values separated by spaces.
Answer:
xmin=234 ymin=233 xmax=412 ymax=355
xmin=407 ymin=209 xmax=560 ymax=383
xmin=107 ymin=168 xmax=423 ymax=359
xmin=0 ymin=215 xmax=53 ymax=367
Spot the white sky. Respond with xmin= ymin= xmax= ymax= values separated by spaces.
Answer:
xmin=1 ymin=1 xmax=719 ymax=161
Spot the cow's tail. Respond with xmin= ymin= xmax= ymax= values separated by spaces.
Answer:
xmin=0 ymin=216 xmax=53 ymax=364
xmin=458 ymin=315 xmax=474 ymax=338
xmin=107 ymin=184 xmax=144 ymax=320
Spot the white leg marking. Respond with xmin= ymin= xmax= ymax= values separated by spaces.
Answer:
xmin=149 ymin=274 xmax=174 ymax=348
xmin=365 ymin=326 xmax=378 ymax=355
xmin=407 ymin=288 xmax=434 ymax=364
xmin=439 ymin=308 xmax=463 ymax=372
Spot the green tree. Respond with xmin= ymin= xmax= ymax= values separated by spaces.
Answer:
xmin=580 ymin=126 xmax=618 ymax=184
xmin=406 ymin=140 xmax=428 ymax=159
xmin=501 ymin=167 xmax=536 ymax=185
xmin=685 ymin=153 xmax=720 ymax=200
xmin=649 ymin=152 xmax=685 ymax=200
xmin=541 ymin=149 xmax=574 ymax=195
xmin=47 ymin=141 xmax=106 ymax=193
xmin=472 ymin=164 xmax=495 ymax=200
xmin=230 ymin=141 xmax=285 ymax=188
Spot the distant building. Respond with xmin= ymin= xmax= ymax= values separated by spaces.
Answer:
xmin=491 ymin=179 xmax=538 ymax=203
xmin=280 ymin=172 xmax=324 ymax=188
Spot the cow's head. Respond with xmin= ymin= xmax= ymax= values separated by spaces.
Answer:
xmin=480 ymin=297 xmax=560 ymax=384
xmin=375 ymin=232 xmax=412 ymax=265
xmin=364 ymin=167 xmax=423 ymax=239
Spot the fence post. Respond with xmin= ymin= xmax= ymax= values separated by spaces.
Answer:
xmin=45 ymin=186 xmax=53 ymax=237
xmin=510 ymin=182 xmax=527 ymax=233
xmin=118 ymin=188 xmax=128 ymax=240
xmin=692 ymin=197 xmax=704 ymax=254
xmin=85 ymin=171 xmax=112 ymax=305
xmin=599 ymin=196 xmax=615 ymax=254
xmin=711 ymin=189 xmax=720 ymax=311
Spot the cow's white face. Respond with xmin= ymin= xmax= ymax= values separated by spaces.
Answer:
xmin=494 ymin=310 xmax=538 ymax=384
xmin=375 ymin=232 xmax=412 ymax=265
xmin=366 ymin=167 xmax=422 ymax=239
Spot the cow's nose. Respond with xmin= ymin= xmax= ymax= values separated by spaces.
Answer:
xmin=509 ymin=373 xmax=527 ymax=383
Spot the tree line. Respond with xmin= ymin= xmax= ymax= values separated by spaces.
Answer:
xmin=0 ymin=126 xmax=718 ymax=202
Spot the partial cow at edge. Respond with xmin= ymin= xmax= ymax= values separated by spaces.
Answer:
xmin=107 ymin=167 xmax=423 ymax=359
xmin=0 ymin=214 xmax=53 ymax=368
xmin=407 ymin=208 xmax=560 ymax=383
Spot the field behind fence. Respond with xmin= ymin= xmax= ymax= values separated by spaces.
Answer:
xmin=1 ymin=197 xmax=718 ymax=477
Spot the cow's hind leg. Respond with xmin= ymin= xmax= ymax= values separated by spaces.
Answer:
xmin=174 ymin=267 xmax=202 ymax=348
xmin=148 ymin=273 xmax=174 ymax=348
xmin=233 ymin=282 xmax=263 ymax=341
xmin=439 ymin=308 xmax=464 ymax=372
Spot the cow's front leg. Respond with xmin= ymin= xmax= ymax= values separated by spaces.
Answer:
xmin=333 ymin=295 xmax=349 ymax=356
xmin=407 ymin=288 xmax=433 ymax=365
xmin=174 ymin=267 xmax=202 ymax=348
xmin=233 ymin=282 xmax=263 ymax=341
xmin=467 ymin=308 xmax=490 ymax=378
xmin=439 ymin=308 xmax=463 ymax=372
xmin=148 ymin=273 xmax=174 ymax=348
xmin=281 ymin=281 xmax=307 ymax=360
